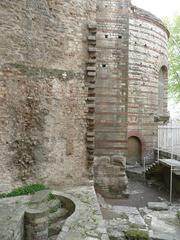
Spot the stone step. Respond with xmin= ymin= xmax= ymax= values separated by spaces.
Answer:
xmin=126 ymin=166 xmax=145 ymax=182
xmin=48 ymin=199 xmax=61 ymax=213
xmin=48 ymin=220 xmax=65 ymax=237
xmin=48 ymin=235 xmax=58 ymax=240
xmin=49 ymin=208 xmax=68 ymax=224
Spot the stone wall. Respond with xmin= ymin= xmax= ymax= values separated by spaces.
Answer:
xmin=0 ymin=0 xmax=169 ymax=197
xmin=128 ymin=5 xmax=169 ymax=163
xmin=0 ymin=0 xmax=96 ymax=191
xmin=94 ymin=0 xmax=130 ymax=197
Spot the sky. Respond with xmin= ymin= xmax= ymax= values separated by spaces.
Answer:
xmin=132 ymin=0 xmax=180 ymax=19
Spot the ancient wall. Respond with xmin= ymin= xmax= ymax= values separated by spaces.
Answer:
xmin=128 ymin=6 xmax=169 ymax=163
xmin=0 ymin=0 xmax=96 ymax=191
xmin=0 ymin=0 xmax=169 ymax=197
xmin=94 ymin=0 xmax=130 ymax=197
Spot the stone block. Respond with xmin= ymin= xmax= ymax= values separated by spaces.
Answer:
xmin=29 ymin=190 xmax=50 ymax=209
xmin=49 ymin=208 xmax=68 ymax=224
xmin=87 ymin=71 xmax=96 ymax=77
xmin=147 ymin=202 xmax=169 ymax=211
xmin=88 ymin=35 xmax=96 ymax=41
xmin=48 ymin=199 xmax=61 ymax=212
xmin=88 ymin=47 xmax=96 ymax=53
xmin=111 ymin=155 xmax=126 ymax=167
xmin=87 ymin=66 xmax=96 ymax=71
xmin=25 ymin=207 xmax=49 ymax=240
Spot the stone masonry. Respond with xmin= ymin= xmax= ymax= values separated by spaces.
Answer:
xmin=0 ymin=0 xmax=96 ymax=191
xmin=94 ymin=0 xmax=130 ymax=197
xmin=0 ymin=0 xmax=169 ymax=197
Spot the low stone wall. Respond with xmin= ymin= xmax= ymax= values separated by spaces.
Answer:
xmin=0 ymin=186 xmax=109 ymax=240
xmin=0 ymin=195 xmax=30 ymax=240
xmin=54 ymin=186 xmax=109 ymax=240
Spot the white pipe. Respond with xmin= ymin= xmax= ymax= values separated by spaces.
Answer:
xmin=170 ymin=121 xmax=174 ymax=204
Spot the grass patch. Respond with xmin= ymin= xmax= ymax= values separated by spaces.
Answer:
xmin=0 ymin=183 xmax=47 ymax=199
xmin=177 ymin=210 xmax=180 ymax=220
xmin=125 ymin=228 xmax=149 ymax=240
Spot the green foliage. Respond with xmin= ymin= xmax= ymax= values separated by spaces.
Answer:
xmin=125 ymin=228 xmax=149 ymax=240
xmin=164 ymin=15 xmax=180 ymax=101
xmin=0 ymin=183 xmax=47 ymax=199
xmin=177 ymin=210 xmax=180 ymax=219
xmin=49 ymin=206 xmax=59 ymax=214
xmin=48 ymin=192 xmax=56 ymax=201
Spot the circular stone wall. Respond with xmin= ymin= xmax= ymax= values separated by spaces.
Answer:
xmin=128 ymin=6 xmax=169 ymax=163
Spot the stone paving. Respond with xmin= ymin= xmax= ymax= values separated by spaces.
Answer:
xmin=101 ymin=205 xmax=147 ymax=240
xmin=99 ymin=192 xmax=180 ymax=240
xmin=140 ymin=205 xmax=180 ymax=240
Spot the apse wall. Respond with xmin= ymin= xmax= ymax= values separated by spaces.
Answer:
xmin=128 ymin=6 xmax=169 ymax=163
xmin=0 ymin=0 xmax=96 ymax=191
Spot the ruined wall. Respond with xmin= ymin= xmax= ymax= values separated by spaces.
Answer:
xmin=94 ymin=0 xmax=130 ymax=197
xmin=128 ymin=6 xmax=169 ymax=163
xmin=0 ymin=0 xmax=169 ymax=196
xmin=0 ymin=0 xmax=96 ymax=191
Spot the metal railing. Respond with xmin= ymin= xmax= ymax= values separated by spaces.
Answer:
xmin=158 ymin=123 xmax=180 ymax=204
xmin=158 ymin=124 xmax=180 ymax=155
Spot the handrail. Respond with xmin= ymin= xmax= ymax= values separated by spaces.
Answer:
xmin=157 ymin=123 xmax=180 ymax=204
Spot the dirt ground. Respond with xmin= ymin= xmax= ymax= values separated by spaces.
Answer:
xmin=105 ymin=179 xmax=180 ymax=208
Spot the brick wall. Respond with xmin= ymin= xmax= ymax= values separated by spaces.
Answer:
xmin=94 ymin=0 xmax=130 ymax=197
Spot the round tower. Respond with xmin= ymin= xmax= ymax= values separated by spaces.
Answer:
xmin=127 ymin=5 xmax=169 ymax=165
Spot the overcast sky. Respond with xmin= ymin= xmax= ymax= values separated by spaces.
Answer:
xmin=132 ymin=0 xmax=180 ymax=19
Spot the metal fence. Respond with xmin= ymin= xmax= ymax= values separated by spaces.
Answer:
xmin=158 ymin=124 xmax=180 ymax=157
xmin=158 ymin=123 xmax=180 ymax=204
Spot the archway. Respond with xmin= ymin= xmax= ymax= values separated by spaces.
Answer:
xmin=127 ymin=136 xmax=142 ymax=165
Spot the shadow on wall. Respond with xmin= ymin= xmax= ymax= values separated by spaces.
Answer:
xmin=127 ymin=136 xmax=142 ymax=165
xmin=158 ymin=66 xmax=168 ymax=115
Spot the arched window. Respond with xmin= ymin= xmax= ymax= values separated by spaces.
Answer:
xmin=158 ymin=66 xmax=168 ymax=115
